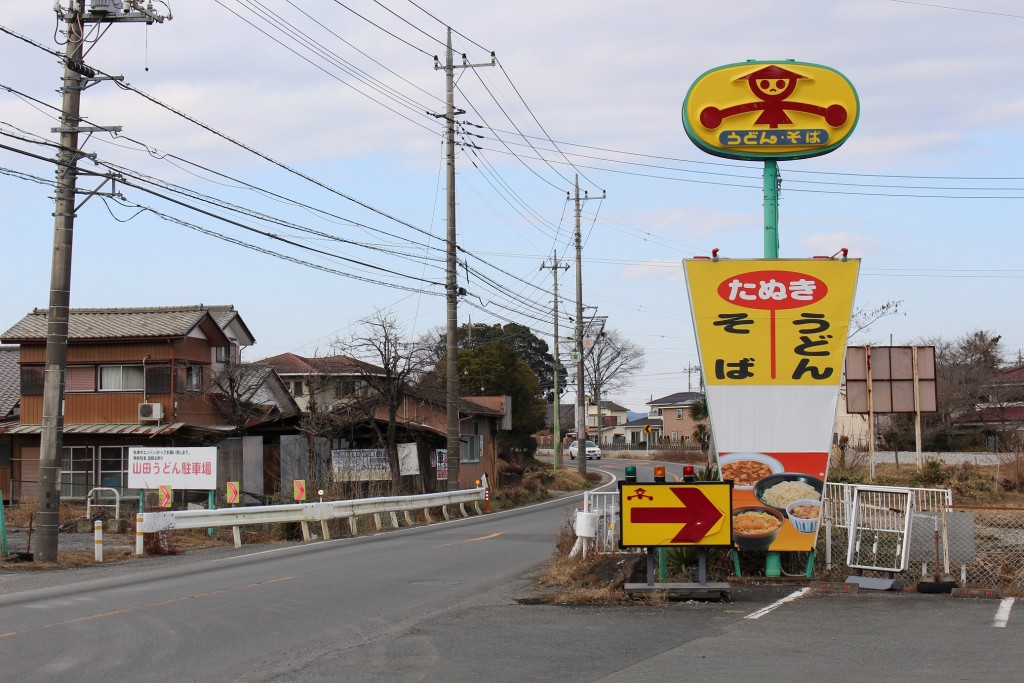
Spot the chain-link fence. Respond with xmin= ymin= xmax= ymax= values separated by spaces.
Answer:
xmin=818 ymin=483 xmax=1024 ymax=594
xmin=579 ymin=483 xmax=1024 ymax=594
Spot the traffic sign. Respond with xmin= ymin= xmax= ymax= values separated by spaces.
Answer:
xmin=293 ymin=479 xmax=306 ymax=501
xmin=226 ymin=481 xmax=239 ymax=505
xmin=643 ymin=424 xmax=652 ymax=434
xmin=619 ymin=482 xmax=732 ymax=547
xmin=159 ymin=485 xmax=173 ymax=509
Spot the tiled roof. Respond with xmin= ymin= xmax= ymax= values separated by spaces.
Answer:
xmin=1 ymin=305 xmax=237 ymax=344
xmin=257 ymin=352 xmax=385 ymax=376
xmin=0 ymin=345 xmax=19 ymax=419
xmin=0 ymin=422 xmax=232 ymax=436
xmin=649 ymin=391 xmax=703 ymax=406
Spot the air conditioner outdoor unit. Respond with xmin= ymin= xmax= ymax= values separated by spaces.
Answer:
xmin=138 ymin=402 xmax=164 ymax=422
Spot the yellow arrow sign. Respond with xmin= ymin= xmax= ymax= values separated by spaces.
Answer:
xmin=619 ymin=482 xmax=732 ymax=547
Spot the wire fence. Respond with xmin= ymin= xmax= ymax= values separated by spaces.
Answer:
xmin=580 ymin=483 xmax=1024 ymax=594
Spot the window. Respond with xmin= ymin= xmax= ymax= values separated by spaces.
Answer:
xmin=216 ymin=346 xmax=230 ymax=363
xmin=98 ymin=446 xmax=128 ymax=490
xmin=20 ymin=366 xmax=44 ymax=396
xmin=146 ymin=365 xmax=172 ymax=394
xmin=293 ymin=381 xmax=304 ymax=397
xmin=185 ymin=365 xmax=203 ymax=392
xmin=460 ymin=434 xmax=482 ymax=463
xmin=99 ymin=365 xmax=144 ymax=391
xmin=61 ymin=446 xmax=92 ymax=498
xmin=66 ymin=365 xmax=96 ymax=392
xmin=677 ymin=409 xmax=683 ymax=419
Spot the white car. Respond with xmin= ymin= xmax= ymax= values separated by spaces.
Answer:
xmin=568 ymin=440 xmax=601 ymax=460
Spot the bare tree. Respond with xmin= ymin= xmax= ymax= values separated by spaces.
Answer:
xmin=848 ymin=300 xmax=903 ymax=340
xmin=209 ymin=362 xmax=279 ymax=428
xmin=581 ymin=330 xmax=645 ymax=444
xmin=331 ymin=310 xmax=434 ymax=492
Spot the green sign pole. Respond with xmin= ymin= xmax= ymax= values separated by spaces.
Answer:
xmin=763 ymin=159 xmax=779 ymax=259
xmin=765 ymin=156 xmax=778 ymax=577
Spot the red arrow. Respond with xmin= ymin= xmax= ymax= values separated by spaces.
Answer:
xmin=295 ymin=481 xmax=305 ymax=500
xmin=630 ymin=487 xmax=723 ymax=543
xmin=160 ymin=486 xmax=172 ymax=508
xmin=227 ymin=482 xmax=238 ymax=503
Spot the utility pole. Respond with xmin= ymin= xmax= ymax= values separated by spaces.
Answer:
xmin=35 ymin=1 xmax=166 ymax=563
xmin=540 ymin=253 xmax=569 ymax=471
xmin=570 ymin=175 xmax=605 ymax=476
xmin=434 ymin=29 xmax=493 ymax=490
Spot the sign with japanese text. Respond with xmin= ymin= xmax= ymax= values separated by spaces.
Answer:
xmin=435 ymin=449 xmax=448 ymax=481
xmin=332 ymin=449 xmax=389 ymax=482
xmin=686 ymin=259 xmax=858 ymax=386
xmin=128 ymin=447 xmax=217 ymax=491
xmin=684 ymin=258 xmax=859 ymax=552
xmin=683 ymin=60 xmax=859 ymax=161
xmin=619 ymin=482 xmax=732 ymax=548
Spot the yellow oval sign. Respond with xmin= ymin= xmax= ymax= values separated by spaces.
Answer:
xmin=682 ymin=60 xmax=859 ymax=161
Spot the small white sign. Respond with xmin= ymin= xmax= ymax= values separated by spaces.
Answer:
xmin=128 ymin=447 xmax=218 ymax=490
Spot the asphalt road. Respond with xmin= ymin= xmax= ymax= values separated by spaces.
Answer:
xmin=2 ymin=462 xmax=1021 ymax=682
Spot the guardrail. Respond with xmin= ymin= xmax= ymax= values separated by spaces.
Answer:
xmin=136 ymin=487 xmax=486 ymax=554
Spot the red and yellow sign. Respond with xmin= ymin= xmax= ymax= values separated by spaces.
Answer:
xmin=159 ymin=485 xmax=173 ymax=509
xmin=226 ymin=481 xmax=239 ymax=505
xmin=293 ymin=479 xmax=306 ymax=502
xmin=619 ymin=482 xmax=732 ymax=547
xmin=686 ymin=259 xmax=858 ymax=385
xmin=683 ymin=60 xmax=858 ymax=161
xmin=684 ymin=258 xmax=859 ymax=552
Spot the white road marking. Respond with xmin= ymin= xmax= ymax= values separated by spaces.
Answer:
xmin=994 ymin=597 xmax=1015 ymax=628
xmin=744 ymin=587 xmax=811 ymax=620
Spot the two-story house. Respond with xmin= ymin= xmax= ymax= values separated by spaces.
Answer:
xmin=586 ymin=400 xmax=630 ymax=445
xmin=258 ymin=352 xmax=378 ymax=412
xmin=0 ymin=305 xmax=299 ymax=504
xmin=648 ymin=391 xmax=705 ymax=446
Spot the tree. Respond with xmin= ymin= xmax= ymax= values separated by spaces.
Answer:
xmin=924 ymin=329 xmax=1004 ymax=449
xmin=209 ymin=362 xmax=279 ymax=428
xmin=330 ymin=310 xmax=435 ymax=492
xmin=436 ymin=322 xmax=565 ymax=400
xmin=581 ymin=330 xmax=645 ymax=443
xmin=425 ymin=340 xmax=546 ymax=462
xmin=848 ymin=300 xmax=903 ymax=340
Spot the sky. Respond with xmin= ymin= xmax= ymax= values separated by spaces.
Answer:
xmin=2 ymin=1 xmax=1024 ymax=413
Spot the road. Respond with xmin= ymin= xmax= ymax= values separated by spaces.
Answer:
xmin=1 ymin=459 xmax=1021 ymax=682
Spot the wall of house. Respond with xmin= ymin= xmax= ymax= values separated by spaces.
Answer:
xmin=661 ymin=407 xmax=703 ymax=445
xmin=18 ymin=339 xmax=223 ymax=425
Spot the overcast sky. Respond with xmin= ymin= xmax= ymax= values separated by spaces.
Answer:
xmin=2 ymin=1 xmax=1023 ymax=412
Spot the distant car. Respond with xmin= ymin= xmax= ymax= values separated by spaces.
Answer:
xmin=568 ymin=440 xmax=601 ymax=460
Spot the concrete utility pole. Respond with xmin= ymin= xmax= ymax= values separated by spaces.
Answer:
xmin=570 ymin=175 xmax=605 ymax=477
xmin=35 ymin=1 xmax=166 ymax=563
xmin=540 ymin=253 xmax=569 ymax=471
xmin=435 ymin=29 xmax=493 ymax=490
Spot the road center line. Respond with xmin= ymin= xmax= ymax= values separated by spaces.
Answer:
xmin=744 ymin=587 xmax=811 ymax=620
xmin=432 ymin=532 xmax=503 ymax=548
xmin=994 ymin=597 xmax=1015 ymax=628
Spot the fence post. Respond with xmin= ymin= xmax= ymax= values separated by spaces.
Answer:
xmin=94 ymin=519 xmax=103 ymax=562
xmin=135 ymin=513 xmax=144 ymax=555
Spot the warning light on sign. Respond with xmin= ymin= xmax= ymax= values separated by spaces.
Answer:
xmin=654 ymin=466 xmax=666 ymax=483
xmin=625 ymin=466 xmax=637 ymax=483
xmin=683 ymin=465 xmax=696 ymax=483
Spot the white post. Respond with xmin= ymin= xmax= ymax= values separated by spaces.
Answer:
xmin=135 ymin=513 xmax=144 ymax=555
xmin=94 ymin=519 xmax=103 ymax=563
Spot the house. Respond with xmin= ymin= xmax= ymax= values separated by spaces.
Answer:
xmin=622 ymin=415 xmax=662 ymax=445
xmin=647 ymin=391 xmax=705 ymax=446
xmin=257 ymin=352 xmax=507 ymax=489
xmin=257 ymin=352 xmax=380 ymax=412
xmin=535 ymin=403 xmax=575 ymax=448
xmin=0 ymin=345 xmax=20 ymax=499
xmin=955 ymin=364 xmax=1024 ymax=450
xmin=0 ymin=305 xmax=299 ymax=504
xmin=586 ymin=400 xmax=630 ymax=445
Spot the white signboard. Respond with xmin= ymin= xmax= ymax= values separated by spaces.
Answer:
xmin=435 ymin=448 xmax=448 ymax=481
xmin=128 ymin=447 xmax=218 ymax=490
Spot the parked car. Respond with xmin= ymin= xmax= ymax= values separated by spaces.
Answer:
xmin=568 ymin=440 xmax=601 ymax=460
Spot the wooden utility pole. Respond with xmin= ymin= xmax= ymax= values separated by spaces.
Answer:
xmin=435 ymin=29 xmax=493 ymax=490
xmin=36 ymin=1 xmax=167 ymax=563
xmin=541 ymin=253 xmax=569 ymax=470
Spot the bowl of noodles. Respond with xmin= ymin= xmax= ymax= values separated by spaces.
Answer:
xmin=732 ymin=506 xmax=785 ymax=551
xmin=753 ymin=473 xmax=824 ymax=513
